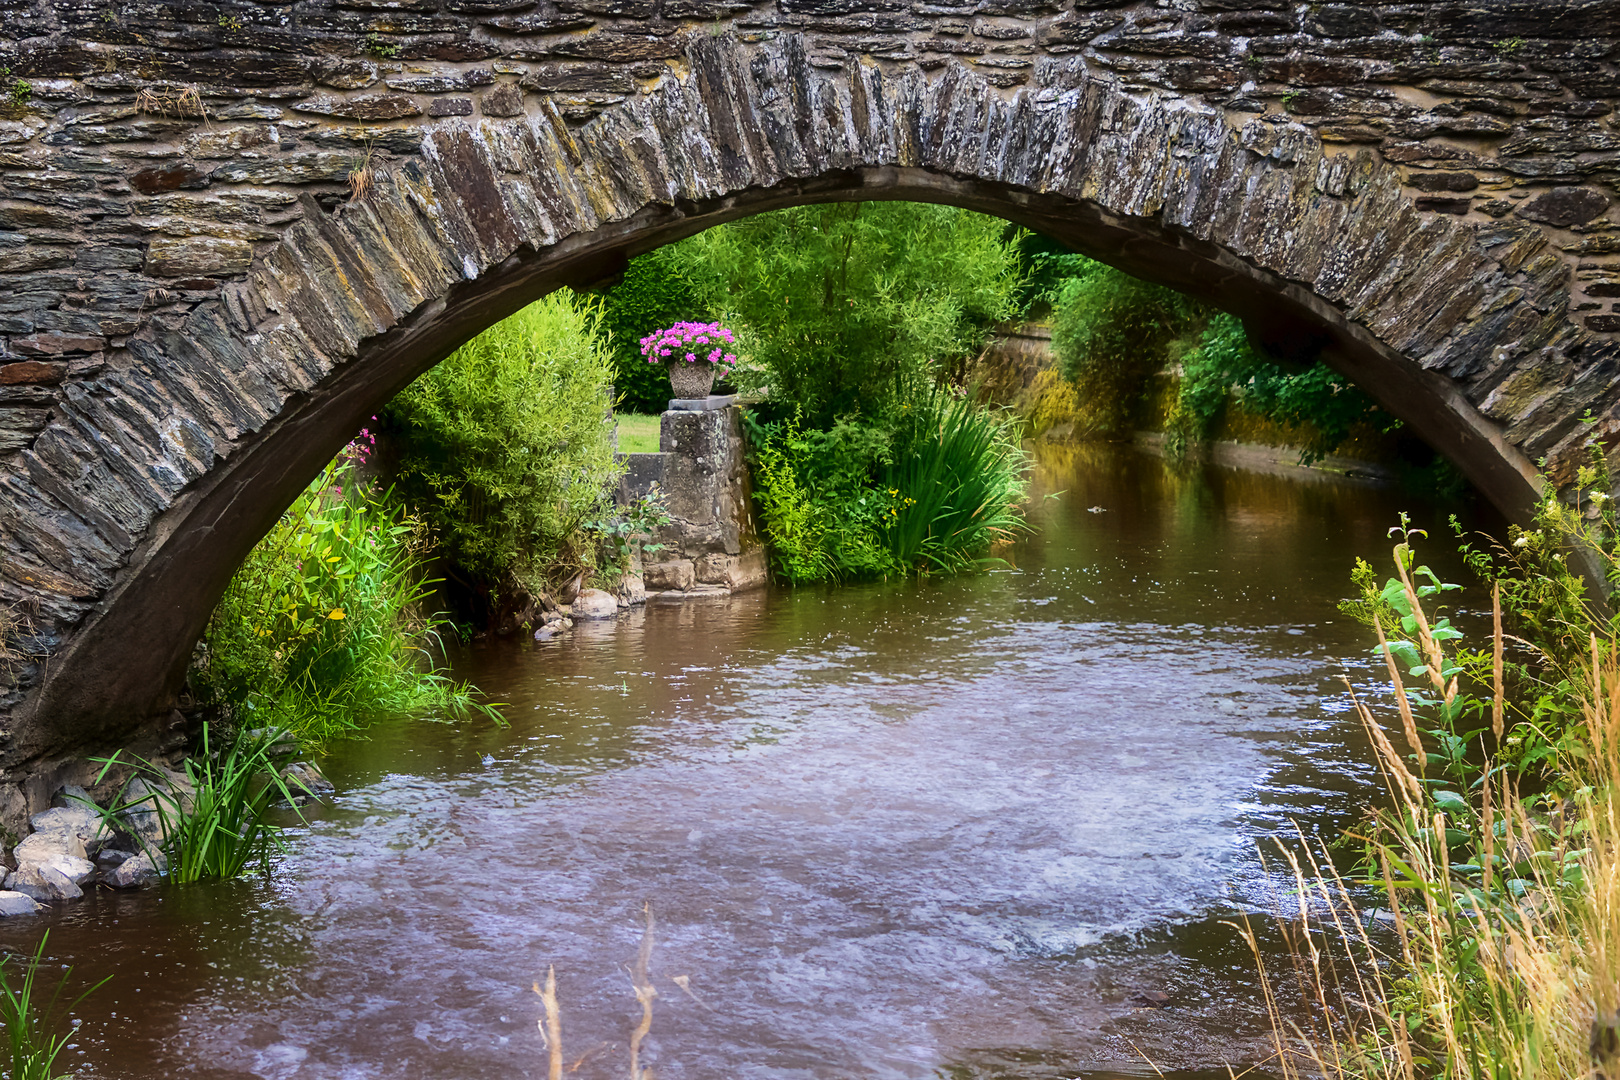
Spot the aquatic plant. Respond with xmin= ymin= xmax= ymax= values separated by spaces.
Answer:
xmin=534 ymin=903 xmax=663 ymax=1080
xmin=90 ymin=724 xmax=308 ymax=883
xmin=0 ymin=931 xmax=107 ymax=1080
xmin=880 ymin=391 xmax=1030 ymax=574
xmin=198 ymin=449 xmax=495 ymax=747
xmin=744 ymin=393 xmax=1029 ymax=583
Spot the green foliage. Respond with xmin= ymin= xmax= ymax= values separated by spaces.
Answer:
xmin=0 ymin=932 xmax=107 ymax=1080
xmin=1049 ymin=260 xmax=1202 ymax=437
xmin=743 ymin=409 xmax=900 ymax=583
xmin=89 ymin=724 xmax=308 ymax=883
xmin=384 ymin=293 xmax=622 ymax=590
xmin=1165 ymin=312 xmax=1390 ymax=464
xmin=198 ymin=454 xmax=492 ymax=747
xmin=743 ymin=395 xmax=1029 ymax=583
xmin=880 ymin=392 xmax=1031 ymax=574
xmin=681 ymin=203 xmax=1025 ymax=428
xmin=596 ymin=247 xmax=715 ymax=414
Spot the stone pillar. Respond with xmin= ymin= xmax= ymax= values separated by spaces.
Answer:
xmin=616 ymin=404 xmax=768 ymax=596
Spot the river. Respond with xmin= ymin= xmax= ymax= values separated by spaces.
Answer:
xmin=0 ymin=441 xmax=1493 ymax=1079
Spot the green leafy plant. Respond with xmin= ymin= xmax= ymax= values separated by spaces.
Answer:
xmin=384 ymin=292 xmax=623 ymax=604
xmin=0 ymin=932 xmax=108 ymax=1080
xmin=584 ymin=484 xmax=671 ymax=579
xmin=743 ymin=394 xmax=1029 ymax=583
xmin=88 ymin=724 xmax=307 ymax=883
xmin=1166 ymin=312 xmax=1391 ymax=463
xmin=880 ymin=391 xmax=1031 ymax=574
xmin=365 ymin=33 xmax=398 ymax=59
xmin=198 ymin=442 xmax=495 ymax=747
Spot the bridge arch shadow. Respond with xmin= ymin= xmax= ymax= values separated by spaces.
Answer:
xmin=8 ymin=38 xmax=1592 ymax=770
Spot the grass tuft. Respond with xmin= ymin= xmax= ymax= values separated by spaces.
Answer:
xmin=0 ymin=931 xmax=108 ymax=1080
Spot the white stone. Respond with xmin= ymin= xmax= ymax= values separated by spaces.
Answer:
xmin=0 ymin=891 xmax=42 ymax=917
xmin=571 ymin=588 xmax=619 ymax=620
xmin=105 ymin=852 xmax=161 ymax=890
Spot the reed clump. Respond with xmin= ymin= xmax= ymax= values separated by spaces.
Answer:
xmin=1244 ymin=506 xmax=1620 ymax=1079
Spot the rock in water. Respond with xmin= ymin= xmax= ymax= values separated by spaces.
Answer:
xmin=105 ymin=852 xmax=161 ymax=889
xmin=0 ymin=891 xmax=42 ymax=917
xmin=572 ymin=588 xmax=619 ymax=620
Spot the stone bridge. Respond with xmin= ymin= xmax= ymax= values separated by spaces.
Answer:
xmin=2 ymin=0 xmax=1620 ymax=798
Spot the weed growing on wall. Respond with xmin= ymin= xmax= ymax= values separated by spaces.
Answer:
xmin=1165 ymin=312 xmax=1390 ymax=464
xmin=384 ymin=293 xmax=622 ymax=601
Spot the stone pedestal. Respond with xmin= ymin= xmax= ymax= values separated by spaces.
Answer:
xmin=617 ymin=405 xmax=768 ymax=598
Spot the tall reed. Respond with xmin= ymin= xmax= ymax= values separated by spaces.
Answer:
xmin=1242 ymin=529 xmax=1616 ymax=1079
xmin=89 ymin=723 xmax=308 ymax=883
xmin=881 ymin=391 xmax=1031 ymax=574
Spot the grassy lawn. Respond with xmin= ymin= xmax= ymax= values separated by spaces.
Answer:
xmin=616 ymin=413 xmax=661 ymax=454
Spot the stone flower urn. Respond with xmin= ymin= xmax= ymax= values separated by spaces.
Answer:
xmin=668 ymin=360 xmax=717 ymax=400
xmin=641 ymin=320 xmax=738 ymax=401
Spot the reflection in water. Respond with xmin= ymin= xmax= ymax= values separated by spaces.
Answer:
xmin=0 ymin=442 xmax=1492 ymax=1079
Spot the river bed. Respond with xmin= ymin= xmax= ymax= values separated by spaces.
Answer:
xmin=2 ymin=441 xmax=1492 ymax=1080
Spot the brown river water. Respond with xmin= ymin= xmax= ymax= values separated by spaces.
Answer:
xmin=0 ymin=441 xmax=1494 ymax=1080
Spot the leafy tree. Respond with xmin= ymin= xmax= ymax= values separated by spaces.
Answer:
xmin=679 ymin=202 xmax=1025 ymax=428
xmin=1166 ymin=311 xmax=1389 ymax=463
xmin=1049 ymin=261 xmax=1202 ymax=437
xmin=595 ymin=246 xmax=715 ymax=414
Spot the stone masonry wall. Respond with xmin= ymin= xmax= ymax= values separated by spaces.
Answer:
xmin=618 ymin=405 xmax=768 ymax=595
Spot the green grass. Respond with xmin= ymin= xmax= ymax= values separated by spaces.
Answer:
xmin=90 ymin=724 xmax=308 ymax=883
xmin=0 ymin=931 xmax=107 ymax=1080
xmin=616 ymin=413 xmax=662 ymax=454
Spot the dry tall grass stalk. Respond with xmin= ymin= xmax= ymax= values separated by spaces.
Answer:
xmin=535 ymin=904 xmax=666 ymax=1080
xmin=1242 ymin=575 xmax=1619 ymax=1079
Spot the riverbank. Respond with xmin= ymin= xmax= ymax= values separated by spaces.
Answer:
xmin=970 ymin=321 xmax=1451 ymax=491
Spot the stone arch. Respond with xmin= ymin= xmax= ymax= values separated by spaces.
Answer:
xmin=4 ymin=32 xmax=1619 ymax=780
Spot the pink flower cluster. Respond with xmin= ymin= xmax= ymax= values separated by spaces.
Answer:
xmin=639 ymin=321 xmax=738 ymax=372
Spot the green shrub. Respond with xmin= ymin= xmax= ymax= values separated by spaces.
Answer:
xmin=682 ymin=203 xmax=1025 ymax=427
xmin=1166 ymin=312 xmax=1389 ymax=464
xmin=198 ymin=452 xmax=489 ymax=746
xmin=1049 ymin=260 xmax=1202 ymax=437
xmin=596 ymin=247 xmax=715 ymax=414
xmin=383 ymin=292 xmax=622 ymax=591
xmin=744 ymin=395 xmax=1028 ymax=583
